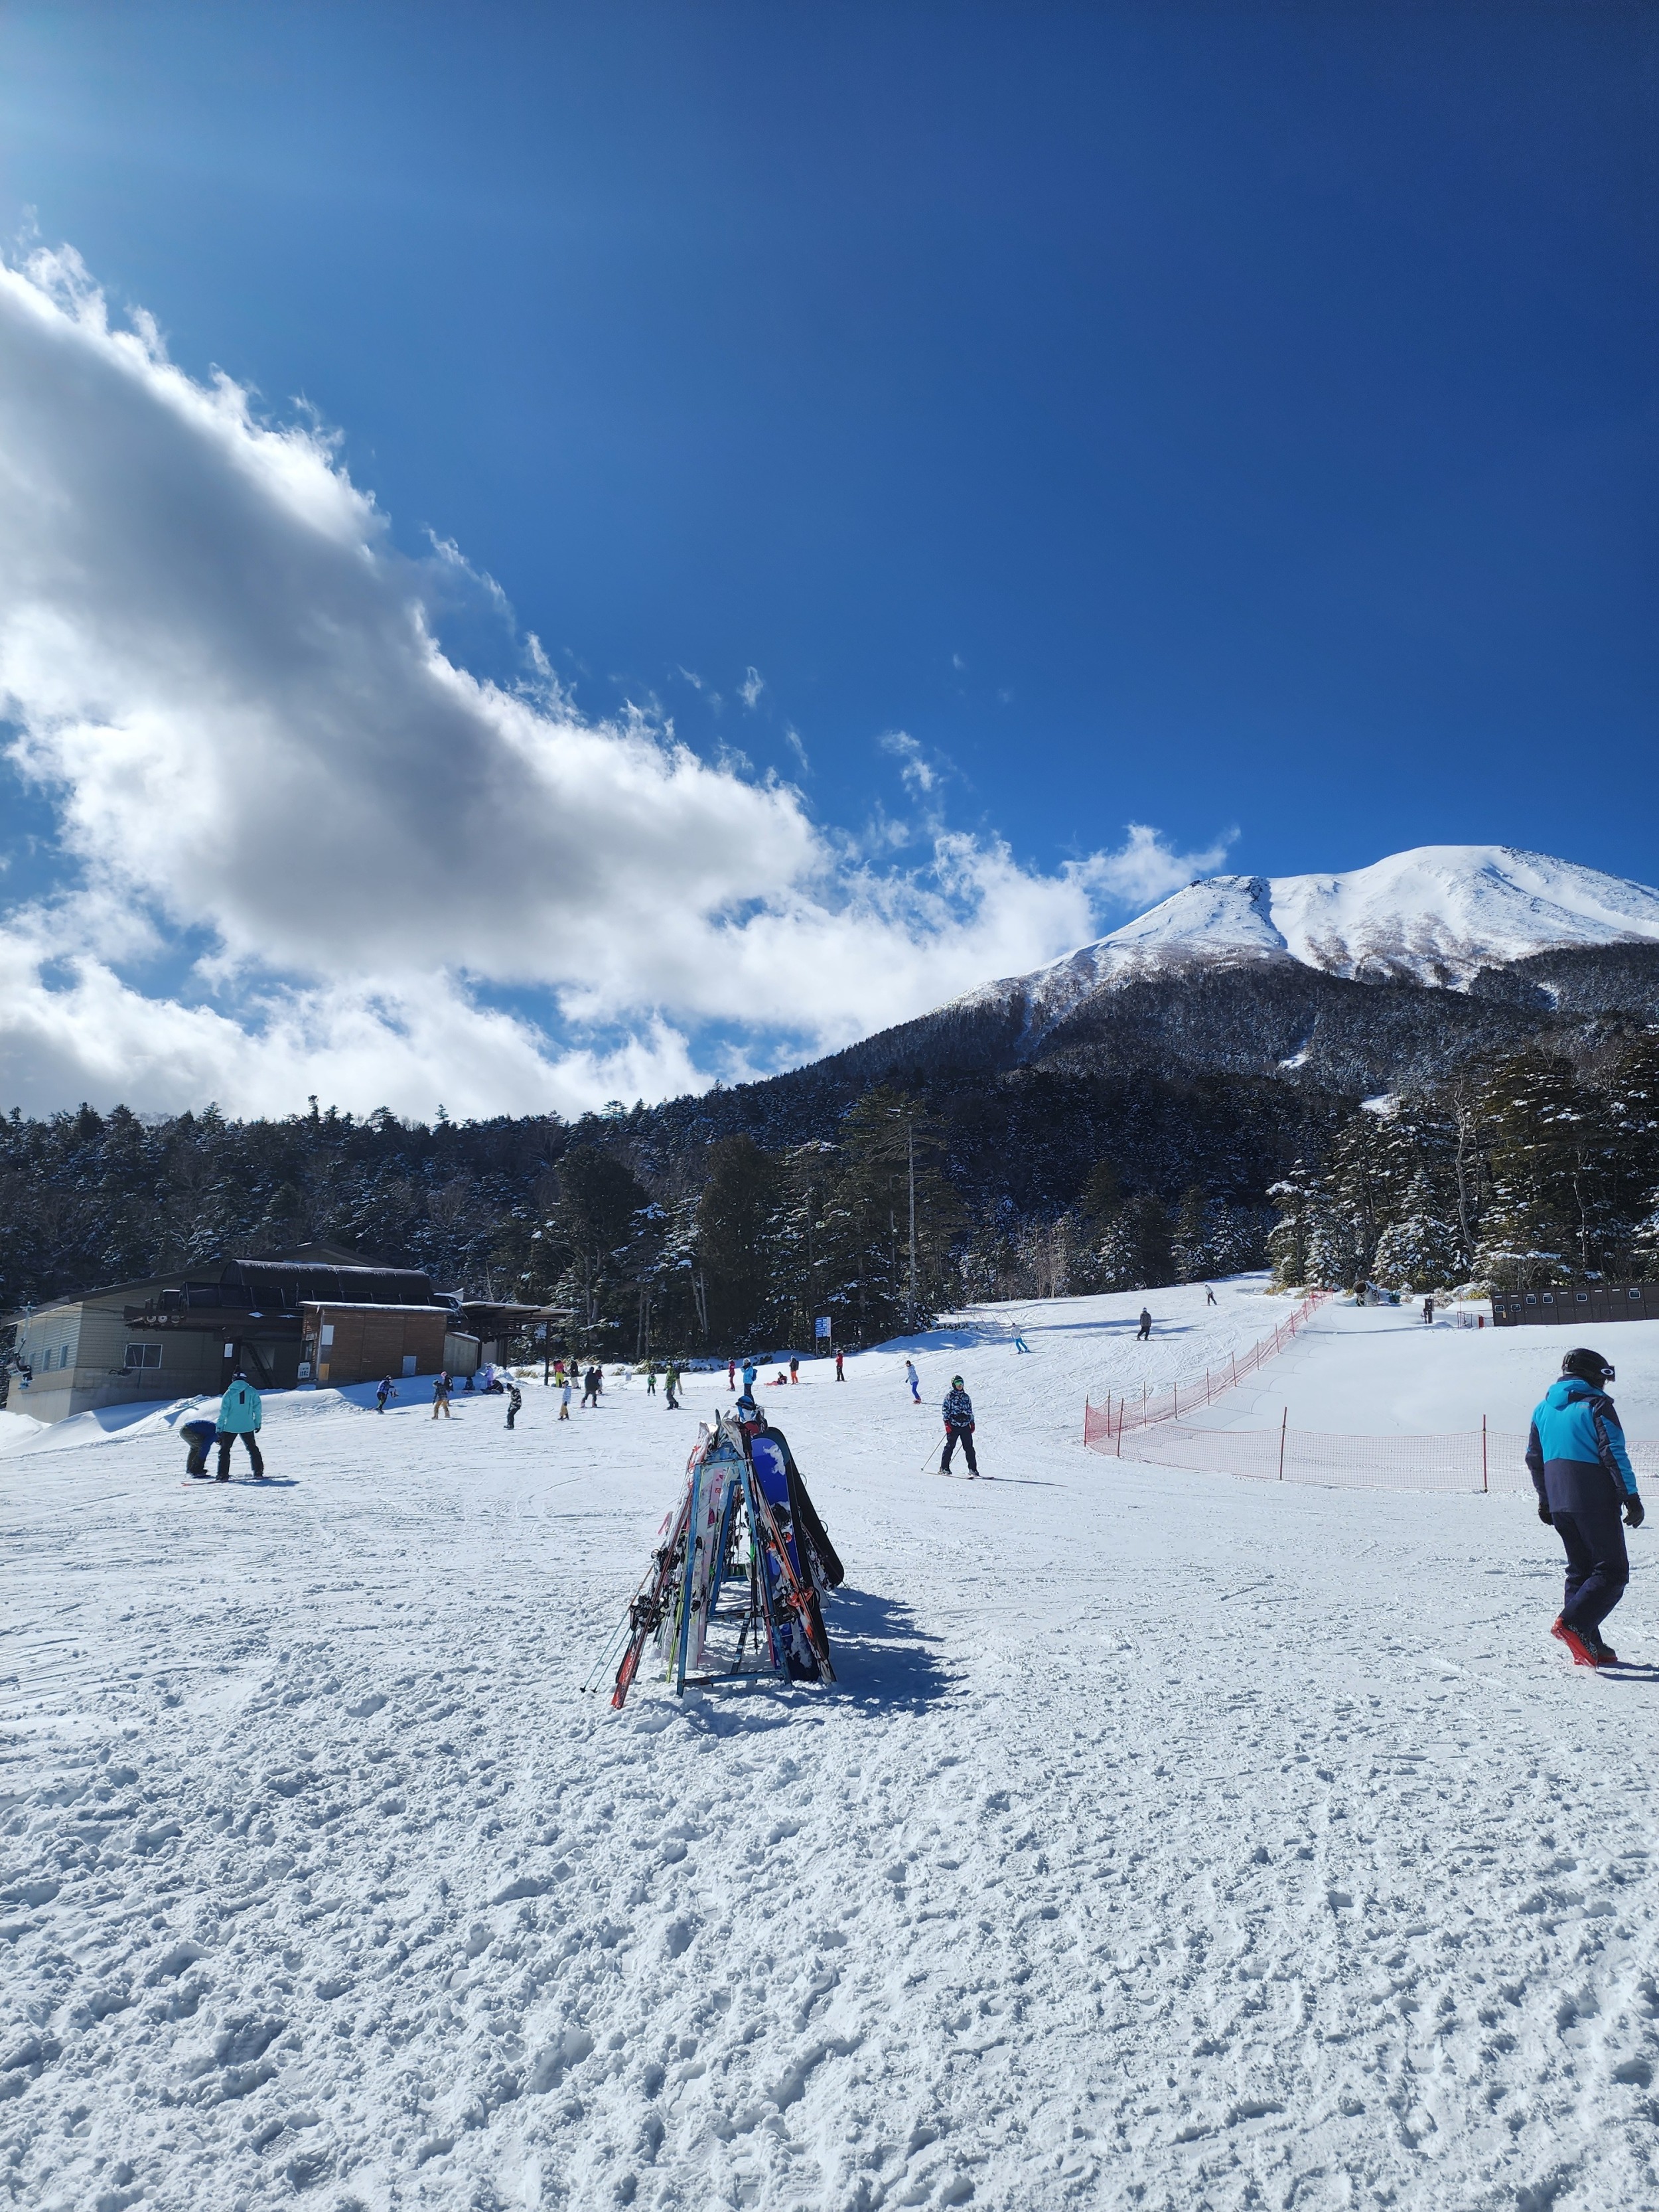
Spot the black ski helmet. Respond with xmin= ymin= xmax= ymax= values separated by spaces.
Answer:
xmin=950 ymin=1374 xmax=964 ymax=1388
xmin=1561 ymin=1347 xmax=1615 ymax=1386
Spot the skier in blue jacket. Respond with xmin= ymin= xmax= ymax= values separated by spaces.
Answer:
xmin=1527 ymin=1347 xmax=1643 ymax=1666
xmin=214 ymin=1372 xmax=265 ymax=1482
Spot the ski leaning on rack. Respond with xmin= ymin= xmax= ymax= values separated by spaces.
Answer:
xmin=600 ymin=1412 xmax=841 ymax=1709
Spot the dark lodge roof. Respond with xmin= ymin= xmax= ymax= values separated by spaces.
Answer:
xmin=220 ymin=1260 xmax=439 ymax=1310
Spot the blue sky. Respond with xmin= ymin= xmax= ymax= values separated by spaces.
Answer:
xmin=0 ymin=2 xmax=1653 ymax=1118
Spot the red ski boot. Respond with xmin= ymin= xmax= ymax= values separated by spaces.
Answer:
xmin=1551 ymin=1616 xmax=1606 ymax=1668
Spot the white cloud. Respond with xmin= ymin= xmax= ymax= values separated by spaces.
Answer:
xmin=879 ymin=729 xmax=940 ymax=798
xmin=1072 ymin=822 xmax=1238 ymax=911
xmin=738 ymin=665 xmax=764 ymax=709
xmin=784 ymin=725 xmax=810 ymax=774
xmin=0 ymin=244 xmax=1234 ymax=1118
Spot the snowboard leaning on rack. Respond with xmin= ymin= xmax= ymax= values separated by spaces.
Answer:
xmin=605 ymin=1414 xmax=840 ymax=1708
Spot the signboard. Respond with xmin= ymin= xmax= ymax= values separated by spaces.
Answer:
xmin=814 ymin=1316 xmax=832 ymax=1339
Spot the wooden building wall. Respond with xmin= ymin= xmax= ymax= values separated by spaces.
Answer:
xmin=304 ymin=1303 xmax=448 ymax=1388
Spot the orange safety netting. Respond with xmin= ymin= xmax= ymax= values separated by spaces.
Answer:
xmin=1086 ymin=1420 xmax=1659 ymax=1496
xmin=1082 ymin=1289 xmax=1331 ymax=1446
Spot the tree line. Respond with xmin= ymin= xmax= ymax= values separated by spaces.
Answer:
xmin=0 ymin=1082 xmax=1270 ymax=1350
xmin=1267 ymin=1035 xmax=1659 ymax=1294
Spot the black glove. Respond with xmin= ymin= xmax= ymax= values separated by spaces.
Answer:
xmin=1626 ymin=1495 xmax=1645 ymax=1530
xmin=1538 ymin=1501 xmax=1553 ymax=1525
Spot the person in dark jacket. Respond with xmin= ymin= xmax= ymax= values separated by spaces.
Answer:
xmin=1528 ymin=1347 xmax=1644 ymax=1666
xmin=1136 ymin=1308 xmax=1153 ymax=1341
xmin=940 ymin=1376 xmax=978 ymax=1477
xmin=504 ymin=1380 xmax=522 ymax=1430
xmin=180 ymin=1416 xmax=217 ymax=1478
xmin=581 ymin=1364 xmax=603 ymax=1408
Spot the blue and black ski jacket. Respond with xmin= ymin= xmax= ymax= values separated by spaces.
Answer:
xmin=1526 ymin=1376 xmax=1638 ymax=1514
xmin=942 ymin=1387 xmax=974 ymax=1430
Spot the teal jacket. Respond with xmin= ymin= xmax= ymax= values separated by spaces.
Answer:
xmin=1526 ymin=1376 xmax=1636 ymax=1511
xmin=216 ymin=1378 xmax=263 ymax=1434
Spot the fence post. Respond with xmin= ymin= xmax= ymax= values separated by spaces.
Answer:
xmin=1279 ymin=1406 xmax=1287 ymax=1481
xmin=1482 ymin=1414 xmax=1488 ymax=1494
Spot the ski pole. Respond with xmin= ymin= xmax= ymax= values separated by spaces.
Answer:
xmin=920 ymin=1432 xmax=946 ymax=1473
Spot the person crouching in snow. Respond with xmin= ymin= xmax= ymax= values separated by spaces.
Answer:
xmin=1529 ymin=1347 xmax=1643 ymax=1666
xmin=180 ymin=1416 xmax=217 ymax=1478
xmin=215 ymin=1372 xmax=265 ymax=1481
xmin=940 ymin=1376 xmax=977 ymax=1477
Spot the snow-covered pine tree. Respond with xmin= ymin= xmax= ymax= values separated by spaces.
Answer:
xmin=1370 ymin=1170 xmax=1465 ymax=1292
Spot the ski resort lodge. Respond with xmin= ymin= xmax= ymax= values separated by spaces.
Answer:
xmin=2 ymin=1242 xmax=568 ymax=1426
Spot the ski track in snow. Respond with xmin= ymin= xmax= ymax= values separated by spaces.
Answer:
xmin=5 ymin=1280 xmax=1659 ymax=2211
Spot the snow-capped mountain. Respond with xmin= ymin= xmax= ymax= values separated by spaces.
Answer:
xmin=958 ymin=846 xmax=1659 ymax=1039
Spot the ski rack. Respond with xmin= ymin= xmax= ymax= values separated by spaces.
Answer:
xmin=598 ymin=1414 xmax=835 ymax=1709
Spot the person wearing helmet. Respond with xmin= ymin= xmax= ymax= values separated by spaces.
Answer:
xmin=940 ymin=1376 xmax=977 ymax=1477
xmin=1527 ymin=1347 xmax=1643 ymax=1667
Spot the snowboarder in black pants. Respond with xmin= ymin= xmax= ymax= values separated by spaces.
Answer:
xmin=505 ymin=1380 xmax=522 ymax=1429
xmin=1528 ymin=1347 xmax=1644 ymax=1666
xmin=1136 ymin=1308 xmax=1152 ymax=1341
xmin=940 ymin=1376 xmax=978 ymax=1477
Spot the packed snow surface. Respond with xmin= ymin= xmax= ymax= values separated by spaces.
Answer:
xmin=7 ymin=1282 xmax=1659 ymax=2211
xmin=958 ymin=845 xmax=1659 ymax=1028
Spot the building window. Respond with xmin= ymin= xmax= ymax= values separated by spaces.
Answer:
xmin=123 ymin=1343 xmax=163 ymax=1371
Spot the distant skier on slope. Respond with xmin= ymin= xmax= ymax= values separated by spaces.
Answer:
xmin=1422 ymin=1296 xmax=1435 ymax=1325
xmin=1528 ymin=1347 xmax=1644 ymax=1667
xmin=505 ymin=1380 xmax=522 ymax=1430
xmin=940 ymin=1376 xmax=978 ymax=1477
xmin=1137 ymin=1308 xmax=1153 ymax=1342
xmin=834 ymin=1348 xmax=845 ymax=1381
xmin=904 ymin=1358 xmax=921 ymax=1404
xmin=582 ymin=1364 xmax=603 ymax=1409
xmin=664 ymin=1362 xmax=681 ymax=1410
xmin=215 ymin=1372 xmax=265 ymax=1480
xmin=1205 ymin=1286 xmax=1217 ymax=1306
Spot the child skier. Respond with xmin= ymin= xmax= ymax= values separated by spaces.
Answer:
xmin=558 ymin=1374 xmax=572 ymax=1420
xmin=904 ymin=1358 xmax=921 ymax=1404
xmin=835 ymin=1349 xmax=845 ymax=1381
xmin=505 ymin=1380 xmax=522 ymax=1430
xmin=1528 ymin=1347 xmax=1644 ymax=1666
xmin=940 ymin=1376 xmax=978 ymax=1477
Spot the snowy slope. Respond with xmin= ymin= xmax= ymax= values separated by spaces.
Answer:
xmin=7 ymin=1288 xmax=1659 ymax=2211
xmin=954 ymin=845 xmax=1659 ymax=1035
